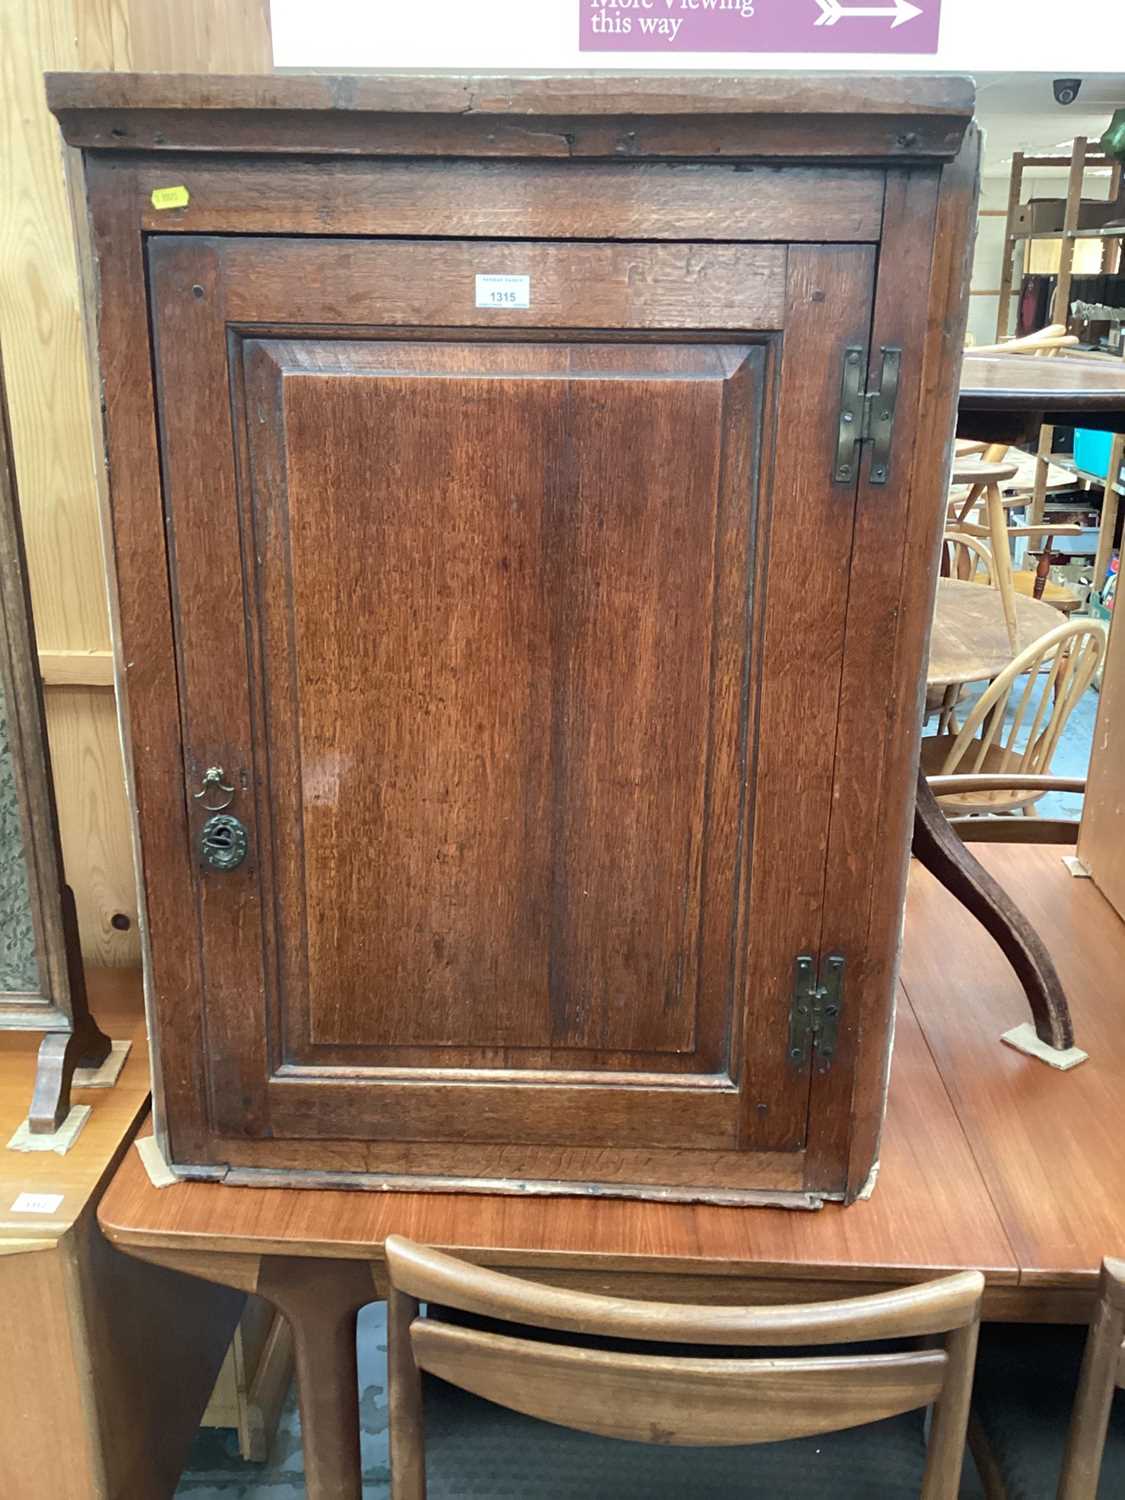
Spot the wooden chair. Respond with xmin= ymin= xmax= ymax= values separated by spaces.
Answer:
xmin=921 ymin=620 xmax=1107 ymax=817
xmin=926 ymin=774 xmax=1087 ymax=845
xmin=969 ymin=1259 xmax=1125 ymax=1500
xmin=1060 ymin=1260 xmax=1125 ymax=1499
xmin=931 ymin=531 xmax=992 ymax=734
xmin=967 ymin=324 xmax=1081 ymax=359
xmin=385 ymin=1235 xmax=984 ymax=1500
xmin=942 ymin=530 xmax=995 ymax=586
xmin=947 ymin=458 xmax=1084 ymax=644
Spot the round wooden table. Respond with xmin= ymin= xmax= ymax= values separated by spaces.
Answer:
xmin=928 ymin=577 xmax=1063 ymax=690
xmin=959 ymin=351 xmax=1125 ymax=440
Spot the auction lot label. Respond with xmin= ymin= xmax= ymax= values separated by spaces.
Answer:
xmin=580 ymin=0 xmax=941 ymax=53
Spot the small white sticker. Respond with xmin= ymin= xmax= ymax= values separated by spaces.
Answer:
xmin=10 ymin=1192 xmax=64 ymax=1214
xmin=475 ymin=274 xmax=531 ymax=310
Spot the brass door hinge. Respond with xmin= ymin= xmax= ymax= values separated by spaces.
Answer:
xmin=834 ymin=346 xmax=902 ymax=487
xmin=788 ymin=953 xmax=845 ymax=1073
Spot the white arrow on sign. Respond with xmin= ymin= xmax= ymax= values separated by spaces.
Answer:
xmin=815 ymin=0 xmax=924 ymax=26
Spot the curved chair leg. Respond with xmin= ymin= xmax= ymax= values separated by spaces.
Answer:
xmin=912 ymin=770 xmax=1075 ymax=1050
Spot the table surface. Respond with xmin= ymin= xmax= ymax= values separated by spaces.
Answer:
xmin=928 ymin=577 xmax=1063 ymax=689
xmin=960 ymin=352 xmax=1125 ymax=415
xmin=0 ymin=970 xmax=150 ymax=1243
xmin=97 ymin=846 xmax=1125 ymax=1314
xmin=901 ymin=845 xmax=1125 ymax=1294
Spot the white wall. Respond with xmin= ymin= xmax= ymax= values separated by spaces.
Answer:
xmin=271 ymin=0 xmax=1124 ymax=71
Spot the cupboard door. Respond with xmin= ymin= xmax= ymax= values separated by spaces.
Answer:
xmin=148 ymin=235 xmax=875 ymax=1187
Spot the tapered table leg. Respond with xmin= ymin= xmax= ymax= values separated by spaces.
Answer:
xmin=913 ymin=769 xmax=1075 ymax=1050
xmin=256 ymin=1257 xmax=376 ymax=1500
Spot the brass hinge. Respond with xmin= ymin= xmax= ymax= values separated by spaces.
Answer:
xmin=788 ymin=953 xmax=845 ymax=1074
xmin=834 ymin=346 xmax=902 ymax=487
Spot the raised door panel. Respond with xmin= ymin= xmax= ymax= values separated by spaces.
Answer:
xmin=145 ymin=234 xmax=876 ymax=1191
xmin=245 ymin=339 xmax=756 ymax=1077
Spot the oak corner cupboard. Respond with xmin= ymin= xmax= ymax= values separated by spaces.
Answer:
xmin=49 ymin=71 xmax=979 ymax=1208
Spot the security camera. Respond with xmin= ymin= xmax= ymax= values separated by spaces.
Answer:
xmin=1054 ymin=79 xmax=1083 ymax=107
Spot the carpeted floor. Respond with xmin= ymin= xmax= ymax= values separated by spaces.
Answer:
xmin=176 ymin=1302 xmax=389 ymax=1498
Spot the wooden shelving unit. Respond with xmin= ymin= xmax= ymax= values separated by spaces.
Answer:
xmin=995 ymin=139 xmax=1124 ymax=534
xmin=996 ymin=139 xmax=1123 ymax=342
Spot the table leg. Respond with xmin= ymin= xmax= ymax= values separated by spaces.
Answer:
xmin=913 ymin=769 xmax=1075 ymax=1050
xmin=256 ymin=1256 xmax=376 ymax=1500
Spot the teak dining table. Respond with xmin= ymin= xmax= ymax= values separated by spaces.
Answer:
xmin=96 ymin=845 xmax=1125 ymax=1499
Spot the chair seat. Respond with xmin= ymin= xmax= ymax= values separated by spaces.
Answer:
xmin=421 ymin=1376 xmax=942 ymax=1499
xmin=972 ymin=1324 xmax=1125 ymax=1500
xmin=1010 ymin=571 xmax=1083 ymax=614
xmin=950 ymin=461 xmax=1020 ymax=487
xmin=960 ymin=572 xmax=1081 ymax=613
xmin=920 ymin=738 xmax=1040 ymax=814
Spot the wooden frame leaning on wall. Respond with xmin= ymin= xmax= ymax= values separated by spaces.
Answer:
xmin=0 ymin=340 xmax=110 ymax=1130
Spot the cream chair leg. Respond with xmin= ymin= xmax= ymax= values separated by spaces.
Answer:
xmin=939 ymin=683 xmax=962 ymax=736
xmin=1032 ymin=424 xmax=1054 ymax=525
xmin=985 ymin=479 xmax=1019 ymax=652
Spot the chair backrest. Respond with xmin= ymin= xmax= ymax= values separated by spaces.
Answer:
xmin=968 ymin=324 xmax=1081 ymax=358
xmin=933 ymin=620 xmax=1107 ymax=782
xmin=385 ymin=1236 xmax=984 ymax=1500
xmin=1059 ymin=1258 xmax=1125 ymax=1500
xmin=955 ymin=439 xmax=1013 ymax=466
xmin=942 ymin=531 xmax=995 ymax=587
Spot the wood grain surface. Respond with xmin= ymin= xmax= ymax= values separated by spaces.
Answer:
xmin=241 ymin=340 xmax=760 ymax=1076
xmin=71 ymin=76 xmax=977 ymax=1207
xmin=127 ymin=158 xmax=886 ymax=243
xmin=98 ymin=848 xmax=1125 ymax=1320
xmin=213 ymin=237 xmax=790 ymax=331
xmin=408 ymin=1320 xmax=950 ymax=1445
xmin=48 ymin=71 xmax=976 ymax=119
xmin=86 ymin=160 xmax=212 ymax=1161
xmin=47 ymin=70 xmax=974 ymax=161
xmin=97 ymin=985 xmax=1018 ymax=1288
xmin=0 ymin=967 xmax=148 ymax=1239
xmin=807 ymin=134 xmax=978 ymax=1198
xmin=902 ymin=844 xmax=1125 ymax=1291
xmin=388 ymin=1245 xmax=981 ymax=1497
xmin=135 ymin=211 xmax=901 ymax=1199
xmin=928 ymin=578 xmax=1062 ymax=689
xmin=960 ymin=352 xmax=1125 ymax=416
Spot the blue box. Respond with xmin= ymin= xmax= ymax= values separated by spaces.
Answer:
xmin=1074 ymin=428 xmax=1117 ymax=480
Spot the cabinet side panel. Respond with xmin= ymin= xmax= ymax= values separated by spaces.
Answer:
xmin=808 ymin=133 xmax=982 ymax=1199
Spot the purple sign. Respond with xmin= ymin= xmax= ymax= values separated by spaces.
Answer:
xmin=581 ymin=0 xmax=941 ymax=54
